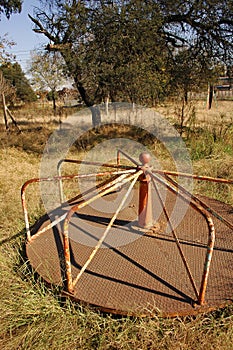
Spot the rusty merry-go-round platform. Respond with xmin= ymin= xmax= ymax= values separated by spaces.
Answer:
xmin=21 ymin=151 xmax=233 ymax=317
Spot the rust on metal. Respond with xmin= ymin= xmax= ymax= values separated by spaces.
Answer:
xmin=151 ymin=177 xmax=199 ymax=300
xmin=57 ymin=158 xmax=133 ymax=203
xmin=150 ymin=170 xmax=216 ymax=305
xmin=155 ymin=169 xmax=233 ymax=185
xmin=21 ymin=185 xmax=31 ymax=242
xmin=138 ymin=153 xmax=154 ymax=229
xmin=155 ymin=172 xmax=227 ymax=305
xmin=159 ymin=172 xmax=233 ymax=231
xmin=23 ymin=150 xmax=233 ymax=317
xmin=57 ymin=158 xmax=133 ymax=173
xmin=117 ymin=149 xmax=140 ymax=167
xmin=21 ymin=169 xmax=135 ymax=240
xmin=62 ymin=170 xmax=143 ymax=293
xmin=198 ymin=217 xmax=215 ymax=305
xmin=72 ymin=171 xmax=141 ymax=287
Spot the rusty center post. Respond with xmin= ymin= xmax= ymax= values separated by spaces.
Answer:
xmin=138 ymin=152 xmax=154 ymax=229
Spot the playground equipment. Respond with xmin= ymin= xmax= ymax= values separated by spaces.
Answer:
xmin=21 ymin=151 xmax=233 ymax=317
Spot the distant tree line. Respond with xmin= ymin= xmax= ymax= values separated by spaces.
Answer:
xmin=0 ymin=1 xmax=36 ymax=105
xmin=0 ymin=63 xmax=37 ymax=103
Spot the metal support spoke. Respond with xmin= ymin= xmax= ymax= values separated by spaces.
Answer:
xmin=154 ymin=169 xmax=233 ymax=185
xmin=160 ymin=172 xmax=233 ymax=231
xmin=57 ymin=158 xmax=134 ymax=202
xmin=24 ymin=151 xmax=233 ymax=315
xmin=66 ymin=169 xmax=136 ymax=205
xmin=149 ymin=170 xmax=215 ymax=305
xmin=72 ymin=171 xmax=142 ymax=287
xmin=58 ymin=158 xmax=134 ymax=170
xmin=63 ymin=170 xmax=143 ymax=293
xmin=21 ymin=169 xmax=136 ymax=241
xmin=29 ymin=172 xmax=135 ymax=241
xmin=117 ymin=149 xmax=140 ymax=167
xmin=151 ymin=177 xmax=199 ymax=300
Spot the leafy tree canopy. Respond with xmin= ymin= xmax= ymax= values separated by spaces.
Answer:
xmin=28 ymin=50 xmax=69 ymax=110
xmin=0 ymin=0 xmax=22 ymax=19
xmin=0 ymin=34 xmax=16 ymax=64
xmin=0 ymin=0 xmax=22 ymax=64
xmin=1 ymin=62 xmax=37 ymax=103
xmin=28 ymin=0 xmax=233 ymax=118
xmin=28 ymin=51 xmax=68 ymax=93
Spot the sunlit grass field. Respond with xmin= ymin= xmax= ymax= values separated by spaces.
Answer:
xmin=0 ymin=100 xmax=233 ymax=349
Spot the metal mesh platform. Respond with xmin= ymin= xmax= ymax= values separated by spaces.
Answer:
xmin=26 ymin=188 xmax=233 ymax=317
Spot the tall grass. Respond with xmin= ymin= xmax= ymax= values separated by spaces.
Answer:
xmin=0 ymin=101 xmax=233 ymax=349
xmin=1 ymin=241 xmax=233 ymax=349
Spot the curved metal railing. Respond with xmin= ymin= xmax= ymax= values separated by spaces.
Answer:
xmin=21 ymin=169 xmax=135 ymax=242
xmin=62 ymin=170 xmax=142 ymax=293
xmin=148 ymin=170 xmax=215 ymax=305
xmin=57 ymin=158 xmax=132 ymax=203
xmin=21 ymin=150 xmax=233 ymax=307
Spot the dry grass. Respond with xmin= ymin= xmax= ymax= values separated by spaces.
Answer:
xmin=0 ymin=101 xmax=233 ymax=349
xmin=157 ymin=99 xmax=233 ymax=126
xmin=1 ymin=243 xmax=233 ymax=350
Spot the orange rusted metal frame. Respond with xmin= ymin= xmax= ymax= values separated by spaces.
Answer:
xmin=62 ymin=170 xmax=143 ymax=293
xmin=21 ymin=169 xmax=135 ymax=242
xmin=57 ymin=158 xmax=133 ymax=203
xmin=22 ymin=150 xmax=232 ymax=309
xmin=117 ymin=149 xmax=140 ymax=167
xmin=154 ymin=170 xmax=233 ymax=231
xmin=151 ymin=177 xmax=199 ymax=299
xmin=59 ymin=152 xmax=216 ymax=302
xmin=149 ymin=170 xmax=215 ymax=306
xmin=72 ymin=172 xmax=141 ymax=288
xmin=155 ymin=169 xmax=233 ymax=185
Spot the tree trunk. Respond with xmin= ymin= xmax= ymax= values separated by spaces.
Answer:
xmin=1 ymin=93 xmax=21 ymax=132
xmin=60 ymin=54 xmax=102 ymax=127
xmin=89 ymin=105 xmax=101 ymax=127
xmin=6 ymin=106 xmax=21 ymax=132
xmin=72 ymin=78 xmax=102 ymax=127
xmin=52 ymin=91 xmax=57 ymax=115
xmin=105 ymin=95 xmax=109 ymax=116
xmin=207 ymin=83 xmax=214 ymax=110
xmin=184 ymin=90 xmax=188 ymax=104
xmin=179 ymin=98 xmax=185 ymax=137
xmin=2 ymin=93 xmax=9 ymax=130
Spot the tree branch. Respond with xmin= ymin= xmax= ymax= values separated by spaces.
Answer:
xmin=28 ymin=14 xmax=58 ymax=43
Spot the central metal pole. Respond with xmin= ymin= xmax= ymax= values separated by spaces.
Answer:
xmin=138 ymin=152 xmax=154 ymax=229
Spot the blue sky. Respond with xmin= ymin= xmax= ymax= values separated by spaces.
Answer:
xmin=0 ymin=0 xmax=48 ymax=72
